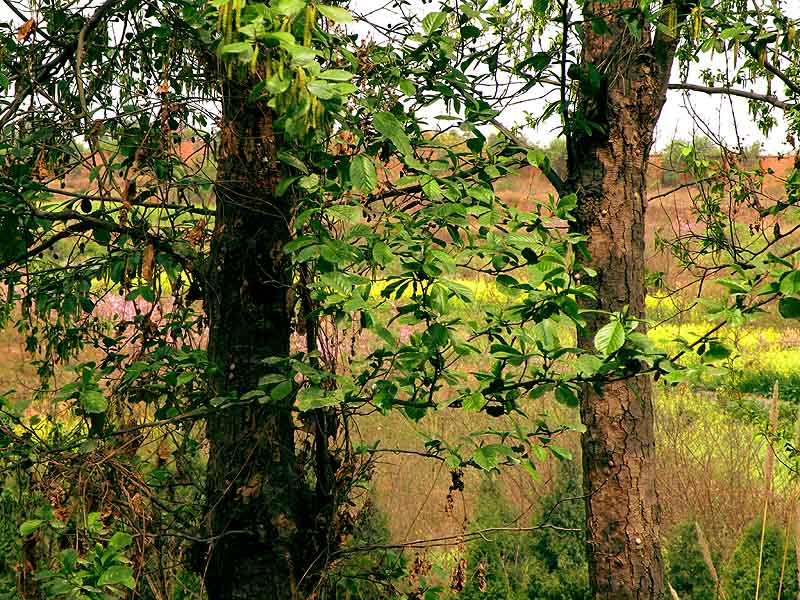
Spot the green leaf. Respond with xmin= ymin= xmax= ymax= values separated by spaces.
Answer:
xmin=219 ymin=42 xmax=252 ymax=55
xmin=262 ymin=32 xmax=295 ymax=48
xmin=317 ymin=4 xmax=353 ymax=23
xmin=350 ymin=154 xmax=378 ymax=193
xmin=527 ymin=148 xmax=546 ymax=167
xmin=716 ymin=278 xmax=750 ymax=295
xmin=19 ymin=520 xmax=43 ymax=536
xmin=265 ymin=74 xmax=292 ymax=95
xmin=296 ymin=387 xmax=340 ymax=411
xmin=422 ymin=11 xmax=447 ymax=35
xmin=554 ymin=385 xmax=579 ymax=407
xmin=329 ymin=82 xmax=357 ymax=96
xmin=373 ymin=112 xmax=412 ymax=157
xmin=556 ymin=193 xmax=578 ymax=218
xmin=277 ymin=151 xmax=308 ymax=174
xmin=701 ymin=341 xmax=731 ymax=362
xmin=462 ymin=392 xmax=487 ymax=412
xmin=779 ymin=297 xmax=800 ymax=319
xmin=325 ymin=204 xmax=362 ymax=223
xmin=472 ymin=447 xmax=498 ymax=471
xmin=421 ymin=177 xmax=443 ymax=201
xmin=549 ymin=445 xmax=573 ymax=461
xmin=472 ymin=444 xmax=514 ymax=471
xmin=533 ymin=319 xmax=559 ymax=350
xmin=490 ymin=343 xmax=522 ymax=358
xmin=306 ymin=79 xmax=337 ymax=100
xmin=81 ymin=389 xmax=108 ymax=414
xmin=529 ymin=51 xmax=551 ymax=70
xmin=780 ymin=270 xmax=800 ymax=295
xmin=298 ymin=174 xmax=320 ymax=191
xmin=318 ymin=69 xmax=354 ymax=81
xmin=97 ymin=565 xmax=135 ymax=589
xmin=399 ymin=79 xmax=416 ymax=96
xmin=259 ymin=373 xmax=288 ymax=385
xmin=59 ymin=548 xmax=79 ymax=571
xmin=372 ymin=241 xmax=394 ymax=266
xmin=594 ymin=320 xmax=626 ymax=355
xmin=108 ymin=532 xmax=133 ymax=551
xmin=270 ymin=380 xmax=294 ymax=402
xmin=574 ymin=353 xmax=603 ymax=376
xmin=272 ymin=0 xmax=306 ymax=16
xmin=240 ymin=389 xmax=267 ymax=401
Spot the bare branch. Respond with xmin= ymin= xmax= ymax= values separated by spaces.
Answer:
xmin=332 ymin=523 xmax=581 ymax=556
xmin=668 ymin=82 xmax=790 ymax=111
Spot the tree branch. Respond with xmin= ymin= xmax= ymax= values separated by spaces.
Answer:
xmin=743 ymin=43 xmax=800 ymax=100
xmin=0 ymin=207 xmax=195 ymax=272
xmin=0 ymin=0 xmax=119 ymax=127
xmin=331 ymin=523 xmax=581 ymax=556
xmin=37 ymin=185 xmax=215 ymax=216
xmin=668 ymin=82 xmax=790 ymax=110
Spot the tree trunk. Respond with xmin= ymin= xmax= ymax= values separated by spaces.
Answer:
xmin=203 ymin=81 xmax=302 ymax=600
xmin=567 ymin=2 xmax=683 ymax=597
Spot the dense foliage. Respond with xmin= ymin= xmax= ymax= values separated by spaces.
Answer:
xmin=1 ymin=0 xmax=800 ymax=597
xmin=723 ymin=519 xmax=798 ymax=600
xmin=458 ymin=465 xmax=587 ymax=600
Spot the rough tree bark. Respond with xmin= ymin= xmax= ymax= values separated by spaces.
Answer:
xmin=566 ymin=1 xmax=688 ymax=597
xmin=203 ymin=81 xmax=302 ymax=600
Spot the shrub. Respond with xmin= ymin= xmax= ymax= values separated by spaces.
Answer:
xmin=664 ymin=521 xmax=719 ymax=600
xmin=460 ymin=477 xmax=530 ymax=600
xmin=723 ymin=519 xmax=798 ymax=600
xmin=525 ymin=463 xmax=589 ymax=600
xmin=0 ymin=492 xmax=21 ymax=598
xmin=321 ymin=494 xmax=409 ymax=599
xmin=659 ymin=136 xmax=721 ymax=186
xmin=460 ymin=463 xmax=589 ymax=600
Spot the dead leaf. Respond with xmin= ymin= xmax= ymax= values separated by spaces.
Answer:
xmin=119 ymin=201 xmax=130 ymax=228
xmin=271 ymin=512 xmax=297 ymax=538
xmin=238 ymin=473 xmax=263 ymax=503
xmin=155 ymin=81 xmax=169 ymax=95
xmin=16 ymin=19 xmax=35 ymax=42
xmin=34 ymin=158 xmax=48 ymax=180
xmin=141 ymin=243 xmax=155 ymax=280
xmin=449 ymin=558 xmax=466 ymax=593
xmin=186 ymin=218 xmax=206 ymax=246
xmin=476 ymin=562 xmax=487 ymax=592
xmin=157 ymin=441 xmax=171 ymax=462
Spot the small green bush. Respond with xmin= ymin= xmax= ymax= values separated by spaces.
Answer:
xmin=723 ymin=519 xmax=798 ymax=600
xmin=460 ymin=477 xmax=530 ymax=600
xmin=321 ymin=494 xmax=409 ymax=599
xmin=460 ymin=463 xmax=589 ymax=600
xmin=525 ymin=465 xmax=589 ymax=600
xmin=664 ymin=521 xmax=719 ymax=600
xmin=0 ymin=492 xmax=21 ymax=598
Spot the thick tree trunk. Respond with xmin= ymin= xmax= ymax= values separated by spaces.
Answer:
xmin=572 ymin=145 xmax=663 ymax=597
xmin=567 ymin=2 xmax=683 ymax=598
xmin=203 ymin=82 xmax=302 ymax=600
